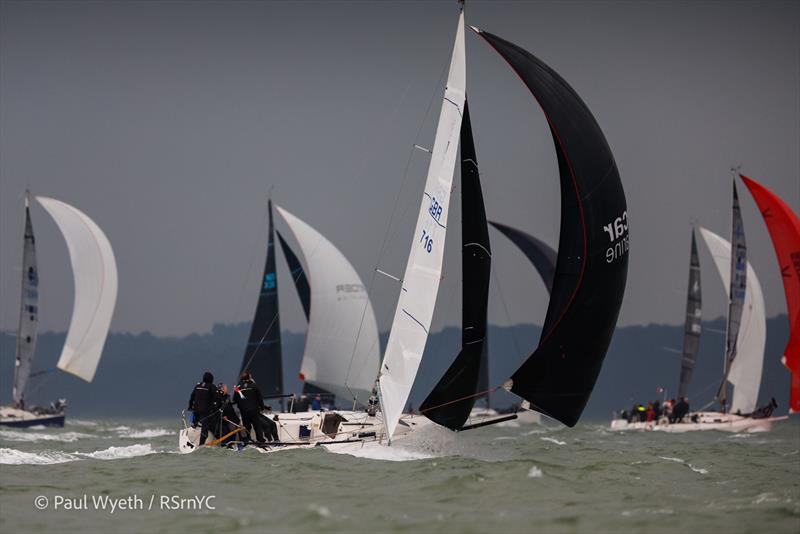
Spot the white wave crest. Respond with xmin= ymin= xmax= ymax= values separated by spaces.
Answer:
xmin=658 ymin=456 xmax=708 ymax=475
xmin=0 ymin=448 xmax=77 ymax=465
xmin=324 ymin=440 xmax=433 ymax=462
xmin=77 ymin=444 xmax=156 ymax=460
xmin=527 ymin=465 xmax=543 ymax=478
xmin=0 ymin=430 xmax=94 ymax=443
xmin=540 ymin=437 xmax=567 ymax=446
xmin=117 ymin=428 xmax=172 ymax=439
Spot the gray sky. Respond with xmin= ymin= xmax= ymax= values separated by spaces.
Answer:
xmin=1 ymin=0 xmax=798 ymax=337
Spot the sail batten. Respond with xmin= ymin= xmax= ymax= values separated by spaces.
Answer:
xmin=475 ymin=28 xmax=629 ymax=427
xmin=13 ymin=198 xmax=38 ymax=403
xmin=36 ymin=197 xmax=117 ymax=383
xmin=380 ymin=12 xmax=466 ymax=438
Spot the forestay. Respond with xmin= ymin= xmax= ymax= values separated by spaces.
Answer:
xmin=699 ymin=226 xmax=766 ymax=414
xmin=275 ymin=205 xmax=381 ymax=405
xmin=37 ymin=197 xmax=118 ymax=382
xmin=379 ymin=12 xmax=466 ymax=438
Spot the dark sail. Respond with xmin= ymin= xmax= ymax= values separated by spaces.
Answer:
xmin=13 ymin=196 xmax=38 ymax=405
xmin=276 ymin=230 xmax=311 ymax=321
xmin=475 ymin=28 xmax=629 ymax=427
xmin=420 ymin=99 xmax=492 ymax=430
xmin=489 ymin=221 xmax=556 ymax=292
xmin=240 ymin=200 xmax=283 ymax=402
xmin=717 ymin=181 xmax=747 ymax=408
xmin=678 ymin=229 xmax=702 ymax=398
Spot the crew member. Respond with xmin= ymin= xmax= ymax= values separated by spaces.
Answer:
xmin=234 ymin=371 xmax=266 ymax=443
xmin=217 ymin=383 xmax=242 ymax=446
xmin=188 ymin=371 xmax=218 ymax=445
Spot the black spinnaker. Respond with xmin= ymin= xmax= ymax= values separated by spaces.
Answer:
xmin=276 ymin=230 xmax=311 ymax=320
xmin=678 ymin=229 xmax=702 ymax=398
xmin=420 ymin=100 xmax=492 ymax=430
xmin=475 ymin=28 xmax=629 ymax=427
xmin=490 ymin=221 xmax=556 ymax=292
xmin=240 ymin=200 xmax=284 ymax=404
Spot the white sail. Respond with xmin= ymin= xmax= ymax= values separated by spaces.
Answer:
xmin=379 ymin=12 xmax=466 ymax=438
xmin=37 ymin=197 xmax=118 ymax=382
xmin=274 ymin=204 xmax=381 ymax=405
xmin=698 ymin=226 xmax=766 ymax=413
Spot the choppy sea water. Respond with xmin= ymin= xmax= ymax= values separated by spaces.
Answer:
xmin=1 ymin=417 xmax=798 ymax=533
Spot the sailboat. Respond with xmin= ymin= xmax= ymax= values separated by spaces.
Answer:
xmin=329 ymin=5 xmax=628 ymax=452
xmin=611 ymin=181 xmax=788 ymax=433
xmin=179 ymin=200 xmax=383 ymax=451
xmin=0 ymin=193 xmax=118 ymax=428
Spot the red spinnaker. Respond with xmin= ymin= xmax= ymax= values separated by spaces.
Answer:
xmin=740 ymin=174 xmax=800 ymax=413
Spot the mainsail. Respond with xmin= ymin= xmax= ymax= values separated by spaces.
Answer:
xmin=739 ymin=174 xmax=800 ymax=413
xmin=473 ymin=27 xmax=629 ymax=427
xmin=717 ymin=183 xmax=747 ymax=407
xmin=489 ymin=221 xmax=556 ymax=292
xmin=13 ymin=194 xmax=39 ymax=404
xmin=240 ymin=200 xmax=283 ymax=401
xmin=36 ymin=197 xmax=118 ymax=382
xmin=275 ymin=205 xmax=381 ymax=405
xmin=420 ymin=99 xmax=491 ymax=430
xmin=699 ymin=226 xmax=766 ymax=414
xmin=379 ymin=12 xmax=466 ymax=438
xmin=678 ymin=229 xmax=702 ymax=398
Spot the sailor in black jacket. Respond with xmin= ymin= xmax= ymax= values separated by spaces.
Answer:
xmin=234 ymin=372 xmax=266 ymax=443
xmin=188 ymin=371 xmax=219 ymax=445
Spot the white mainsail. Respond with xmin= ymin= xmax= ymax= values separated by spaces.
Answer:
xmin=274 ymin=204 xmax=381 ymax=404
xmin=379 ymin=12 xmax=466 ymax=438
xmin=698 ymin=226 xmax=766 ymax=413
xmin=37 ymin=197 xmax=118 ymax=382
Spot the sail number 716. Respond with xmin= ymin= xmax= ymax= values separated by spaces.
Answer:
xmin=420 ymin=229 xmax=433 ymax=253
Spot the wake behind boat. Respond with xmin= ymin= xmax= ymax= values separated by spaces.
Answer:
xmin=1 ymin=193 xmax=117 ymax=429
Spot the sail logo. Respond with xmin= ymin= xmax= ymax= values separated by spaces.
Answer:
xmin=263 ymin=272 xmax=276 ymax=290
xmin=336 ymin=284 xmax=365 ymax=294
xmin=603 ymin=211 xmax=629 ymax=264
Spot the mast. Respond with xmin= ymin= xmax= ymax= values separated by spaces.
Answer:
xmin=473 ymin=27 xmax=629 ymax=427
xmin=678 ymin=228 xmax=702 ymax=398
xmin=716 ymin=179 xmax=747 ymax=411
xmin=13 ymin=191 xmax=38 ymax=406
xmin=240 ymin=199 xmax=284 ymax=408
xmin=379 ymin=11 xmax=466 ymax=439
xmin=420 ymin=99 xmax=490 ymax=430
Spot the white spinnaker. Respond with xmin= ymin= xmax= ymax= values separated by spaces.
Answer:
xmin=275 ymin=205 xmax=381 ymax=404
xmin=37 ymin=197 xmax=118 ymax=382
xmin=698 ymin=227 xmax=766 ymax=413
xmin=379 ymin=12 xmax=466 ymax=438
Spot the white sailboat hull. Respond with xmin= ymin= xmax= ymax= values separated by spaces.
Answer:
xmin=177 ymin=410 xmax=437 ymax=454
xmin=609 ymin=412 xmax=787 ymax=433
